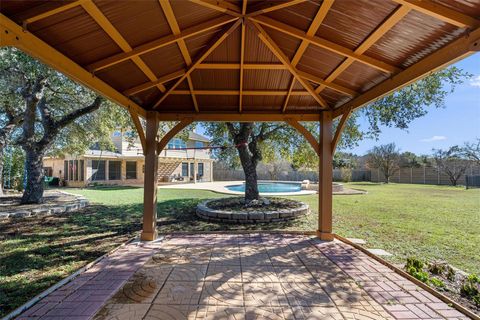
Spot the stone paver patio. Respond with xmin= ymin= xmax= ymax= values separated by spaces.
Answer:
xmin=17 ymin=234 xmax=470 ymax=320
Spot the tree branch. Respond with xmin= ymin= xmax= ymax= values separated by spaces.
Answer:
xmin=55 ymin=96 xmax=103 ymax=129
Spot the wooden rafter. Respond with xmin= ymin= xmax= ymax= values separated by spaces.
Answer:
xmin=81 ymin=1 xmax=166 ymax=93
xmin=128 ymin=109 xmax=146 ymax=151
xmin=333 ymin=27 xmax=480 ymax=118
xmin=284 ymin=0 xmax=334 ymax=112
xmin=247 ymin=0 xmax=307 ymax=17
xmin=171 ymin=90 xmax=311 ymax=95
xmin=392 ymin=0 xmax=480 ymax=28
xmin=188 ymin=0 xmax=241 ymax=17
xmin=124 ymin=70 xmax=185 ymax=96
xmin=0 ymin=13 xmax=146 ymax=118
xmin=299 ymin=71 xmax=357 ymax=97
xmin=249 ymin=20 xmax=329 ymax=109
xmin=315 ymin=5 xmax=410 ymax=95
xmin=22 ymin=0 xmax=86 ymax=25
xmin=153 ymin=20 xmax=242 ymax=109
xmin=159 ymin=0 xmax=199 ymax=112
xmin=87 ymin=16 xmax=237 ymax=72
xmin=250 ymin=15 xmax=401 ymax=74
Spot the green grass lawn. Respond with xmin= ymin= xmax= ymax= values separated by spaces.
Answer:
xmin=1 ymin=183 xmax=479 ymax=316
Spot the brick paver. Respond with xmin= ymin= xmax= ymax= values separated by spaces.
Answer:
xmin=15 ymin=234 xmax=472 ymax=319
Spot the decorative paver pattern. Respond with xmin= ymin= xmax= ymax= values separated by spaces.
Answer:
xmin=16 ymin=234 xmax=471 ymax=319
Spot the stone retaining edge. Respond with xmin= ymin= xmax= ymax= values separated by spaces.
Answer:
xmin=196 ymin=199 xmax=309 ymax=224
xmin=0 ymin=193 xmax=89 ymax=220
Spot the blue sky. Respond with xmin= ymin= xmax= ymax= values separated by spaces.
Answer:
xmin=197 ymin=53 xmax=479 ymax=156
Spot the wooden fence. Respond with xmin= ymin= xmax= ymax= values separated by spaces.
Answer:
xmin=370 ymin=166 xmax=480 ymax=185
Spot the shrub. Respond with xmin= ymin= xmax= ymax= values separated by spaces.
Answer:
xmin=428 ymin=261 xmax=446 ymax=275
xmin=445 ymin=265 xmax=456 ymax=281
xmin=460 ymin=274 xmax=480 ymax=299
xmin=429 ymin=278 xmax=445 ymax=288
xmin=406 ymin=257 xmax=424 ymax=271
xmin=413 ymin=271 xmax=430 ymax=283
xmin=340 ymin=167 xmax=352 ymax=183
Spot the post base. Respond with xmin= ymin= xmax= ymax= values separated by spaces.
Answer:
xmin=316 ymin=231 xmax=334 ymax=241
xmin=140 ymin=230 xmax=158 ymax=241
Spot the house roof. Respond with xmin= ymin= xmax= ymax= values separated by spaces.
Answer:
xmin=188 ymin=131 xmax=210 ymax=142
xmin=1 ymin=1 xmax=479 ymax=121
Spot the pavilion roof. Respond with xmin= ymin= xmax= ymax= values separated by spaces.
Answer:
xmin=1 ymin=0 xmax=479 ymax=121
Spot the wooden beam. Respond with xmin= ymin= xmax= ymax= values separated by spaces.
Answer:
xmin=159 ymin=0 xmax=198 ymax=112
xmin=22 ymin=0 xmax=86 ymax=25
xmin=128 ymin=109 xmax=146 ymax=152
xmin=171 ymin=90 xmax=311 ymax=95
xmin=124 ymin=70 xmax=185 ymax=97
xmin=315 ymin=5 xmax=410 ymax=94
xmin=331 ymin=107 xmax=352 ymax=153
xmin=333 ymin=27 xmax=480 ymax=118
xmin=285 ymin=118 xmax=319 ymax=155
xmin=87 ymin=16 xmax=238 ymax=72
xmin=239 ymin=22 xmax=246 ymax=112
xmin=197 ymin=63 xmax=287 ymax=69
xmin=156 ymin=112 xmax=322 ymax=122
xmin=247 ymin=0 xmax=307 ymax=17
xmin=0 ymin=13 xmax=146 ymax=118
xmin=81 ymin=1 xmax=166 ymax=93
xmin=392 ymin=0 xmax=480 ymax=28
xmin=188 ymin=0 xmax=241 ymax=17
xmin=250 ymin=21 xmax=329 ymax=109
xmin=249 ymin=15 xmax=401 ymax=74
xmin=153 ymin=20 xmax=242 ymax=109
xmin=285 ymin=0 xmax=333 ymax=112
xmin=157 ymin=119 xmax=194 ymax=154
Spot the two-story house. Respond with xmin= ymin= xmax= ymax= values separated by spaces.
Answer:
xmin=42 ymin=130 xmax=214 ymax=187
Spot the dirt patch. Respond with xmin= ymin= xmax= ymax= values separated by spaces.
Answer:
xmin=0 ymin=190 xmax=79 ymax=212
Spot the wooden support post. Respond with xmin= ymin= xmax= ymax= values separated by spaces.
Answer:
xmin=141 ymin=112 xmax=159 ymax=241
xmin=318 ymin=111 xmax=334 ymax=241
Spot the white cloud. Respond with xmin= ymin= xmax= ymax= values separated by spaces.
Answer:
xmin=420 ymin=135 xmax=447 ymax=142
xmin=470 ymin=75 xmax=480 ymax=87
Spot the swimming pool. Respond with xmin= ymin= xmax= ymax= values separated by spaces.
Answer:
xmin=225 ymin=182 xmax=302 ymax=193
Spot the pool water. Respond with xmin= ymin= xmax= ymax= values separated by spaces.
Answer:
xmin=226 ymin=182 xmax=302 ymax=193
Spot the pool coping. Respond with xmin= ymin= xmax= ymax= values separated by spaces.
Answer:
xmin=158 ymin=180 xmax=317 ymax=196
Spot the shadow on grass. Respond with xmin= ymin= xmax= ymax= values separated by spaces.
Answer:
xmin=69 ymin=185 xmax=143 ymax=191
xmin=0 ymin=197 xmax=302 ymax=317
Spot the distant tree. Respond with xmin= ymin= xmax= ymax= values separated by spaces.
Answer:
xmin=0 ymin=106 xmax=23 ymax=196
xmin=367 ymin=143 xmax=401 ymax=183
xmin=399 ymin=151 xmax=422 ymax=168
xmin=0 ymin=47 xmax=130 ymax=204
xmin=433 ymin=146 xmax=470 ymax=186
xmin=463 ymin=139 xmax=480 ymax=166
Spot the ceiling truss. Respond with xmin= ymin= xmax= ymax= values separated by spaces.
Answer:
xmin=7 ymin=0 xmax=480 ymax=119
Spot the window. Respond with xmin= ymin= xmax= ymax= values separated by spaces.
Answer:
xmin=181 ymin=162 xmax=188 ymax=176
xmin=74 ymin=160 xmax=79 ymax=181
xmin=198 ymin=163 xmax=204 ymax=176
xmin=195 ymin=141 xmax=203 ymax=148
xmin=64 ymin=161 xmax=68 ymax=180
xmin=167 ymin=138 xmax=186 ymax=149
xmin=92 ymin=160 xmax=106 ymax=181
xmin=69 ymin=160 xmax=74 ymax=181
xmin=126 ymin=161 xmax=137 ymax=179
xmin=190 ymin=163 xmax=194 ymax=177
xmin=79 ymin=160 xmax=84 ymax=181
xmin=109 ymin=161 xmax=121 ymax=180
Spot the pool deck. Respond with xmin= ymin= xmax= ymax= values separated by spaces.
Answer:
xmin=158 ymin=181 xmax=317 ymax=196
xmin=16 ymin=233 xmax=470 ymax=320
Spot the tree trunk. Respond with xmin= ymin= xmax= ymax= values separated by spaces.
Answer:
xmin=21 ymin=148 xmax=45 ymax=204
xmin=237 ymin=145 xmax=259 ymax=202
xmin=0 ymin=146 xmax=4 ymax=196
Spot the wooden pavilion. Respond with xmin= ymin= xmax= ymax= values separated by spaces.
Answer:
xmin=1 ymin=0 xmax=479 ymax=241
